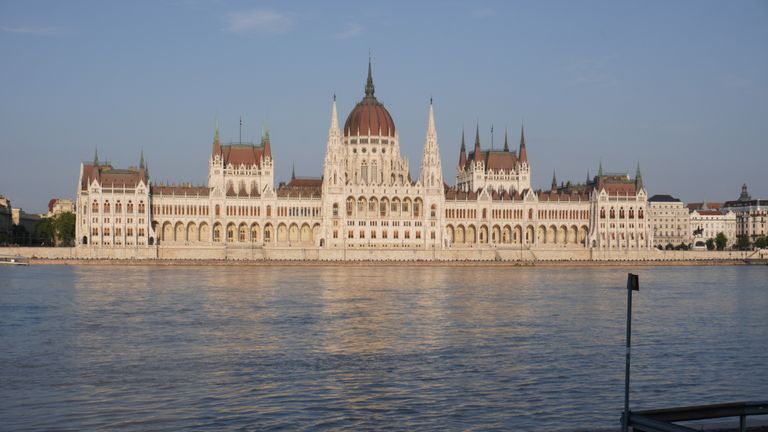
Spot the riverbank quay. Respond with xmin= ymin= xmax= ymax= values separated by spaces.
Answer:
xmin=2 ymin=246 xmax=766 ymax=265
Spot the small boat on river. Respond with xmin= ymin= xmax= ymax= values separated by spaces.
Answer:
xmin=0 ymin=255 xmax=30 ymax=266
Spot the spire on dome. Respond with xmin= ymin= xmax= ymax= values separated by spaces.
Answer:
xmin=365 ymin=56 xmax=375 ymax=98
xmin=518 ymin=124 xmax=527 ymax=163
xmin=473 ymin=123 xmax=482 ymax=161
xmin=551 ymin=170 xmax=558 ymax=191
xmin=459 ymin=129 xmax=467 ymax=167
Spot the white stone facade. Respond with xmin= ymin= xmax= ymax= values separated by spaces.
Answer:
xmin=75 ymin=65 xmax=652 ymax=259
xmin=648 ymin=195 xmax=691 ymax=247
xmin=690 ymin=210 xmax=737 ymax=247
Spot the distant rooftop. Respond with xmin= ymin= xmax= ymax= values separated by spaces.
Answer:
xmin=649 ymin=194 xmax=681 ymax=202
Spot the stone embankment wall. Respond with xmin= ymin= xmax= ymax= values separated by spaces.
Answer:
xmin=3 ymin=246 xmax=766 ymax=263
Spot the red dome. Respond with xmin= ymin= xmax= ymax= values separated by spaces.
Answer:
xmin=343 ymin=61 xmax=396 ymax=138
xmin=344 ymin=98 xmax=396 ymax=137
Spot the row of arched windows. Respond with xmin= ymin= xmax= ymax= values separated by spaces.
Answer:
xmin=91 ymin=200 xmax=144 ymax=214
xmin=599 ymin=207 xmax=644 ymax=220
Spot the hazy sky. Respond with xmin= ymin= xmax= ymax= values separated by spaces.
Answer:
xmin=1 ymin=0 xmax=766 ymax=213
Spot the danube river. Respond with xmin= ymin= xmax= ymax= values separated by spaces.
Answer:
xmin=1 ymin=264 xmax=766 ymax=431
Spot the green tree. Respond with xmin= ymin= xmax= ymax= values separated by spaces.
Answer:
xmin=705 ymin=238 xmax=715 ymax=250
xmin=715 ymin=232 xmax=727 ymax=251
xmin=34 ymin=219 xmax=56 ymax=246
xmin=736 ymin=235 xmax=751 ymax=250
xmin=755 ymin=236 xmax=768 ymax=249
xmin=54 ymin=212 xmax=76 ymax=246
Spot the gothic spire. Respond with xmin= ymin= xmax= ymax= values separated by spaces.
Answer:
xmin=365 ymin=56 xmax=375 ymax=98
xmin=473 ymin=123 xmax=482 ymax=161
xmin=518 ymin=124 xmax=528 ymax=163
xmin=459 ymin=129 xmax=467 ymax=167
xmin=427 ymin=98 xmax=436 ymax=136
xmin=262 ymin=126 xmax=271 ymax=159
xmin=503 ymin=128 xmax=509 ymax=152
xmin=139 ymin=148 xmax=145 ymax=169
xmin=330 ymin=94 xmax=338 ymax=130
xmin=93 ymin=147 xmax=99 ymax=166
xmin=635 ymin=161 xmax=643 ymax=189
xmin=212 ymin=120 xmax=221 ymax=156
xmin=292 ymin=162 xmax=295 ymax=180
xmin=598 ymin=160 xmax=603 ymax=177
xmin=551 ymin=170 xmax=558 ymax=191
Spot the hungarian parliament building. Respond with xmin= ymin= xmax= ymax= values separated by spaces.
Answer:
xmin=75 ymin=63 xmax=651 ymax=260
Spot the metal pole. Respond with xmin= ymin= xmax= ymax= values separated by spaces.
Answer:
xmin=623 ymin=273 xmax=639 ymax=432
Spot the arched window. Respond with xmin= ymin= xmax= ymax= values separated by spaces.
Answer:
xmin=103 ymin=201 xmax=110 ymax=213
xmin=629 ymin=208 xmax=635 ymax=219
xmin=639 ymin=209 xmax=644 ymax=219
xmin=215 ymin=205 xmax=220 ymax=216
xmin=610 ymin=208 xmax=615 ymax=218
xmin=138 ymin=201 xmax=145 ymax=213
xmin=346 ymin=198 xmax=354 ymax=217
xmin=619 ymin=208 xmax=625 ymax=219
xmin=127 ymin=201 xmax=134 ymax=213
xmin=266 ymin=205 xmax=272 ymax=217
xmin=92 ymin=200 xmax=99 ymax=213
xmin=431 ymin=204 xmax=437 ymax=218
xmin=600 ymin=207 xmax=606 ymax=218
xmin=332 ymin=203 xmax=339 ymax=217
xmin=115 ymin=200 xmax=122 ymax=213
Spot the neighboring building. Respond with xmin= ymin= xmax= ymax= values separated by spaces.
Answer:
xmin=47 ymin=198 xmax=74 ymax=218
xmin=75 ymin=62 xmax=652 ymax=255
xmin=690 ymin=208 xmax=736 ymax=248
xmin=11 ymin=207 xmax=42 ymax=244
xmin=686 ymin=202 xmax=722 ymax=212
xmin=0 ymin=196 xmax=12 ymax=244
xmin=723 ymin=184 xmax=767 ymax=245
xmin=648 ymin=194 xmax=691 ymax=247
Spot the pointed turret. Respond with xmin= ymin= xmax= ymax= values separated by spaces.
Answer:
xmin=93 ymin=147 xmax=99 ymax=166
xmin=586 ymin=170 xmax=591 ymax=184
xmin=459 ymin=129 xmax=467 ymax=167
xmin=635 ymin=161 xmax=643 ymax=189
xmin=139 ymin=148 xmax=145 ymax=170
xmin=503 ymin=129 xmax=509 ymax=152
xmin=598 ymin=160 xmax=603 ymax=177
xmin=551 ymin=170 xmax=558 ymax=191
xmin=518 ymin=124 xmax=527 ymax=163
xmin=291 ymin=162 xmax=296 ymax=180
xmin=330 ymin=94 xmax=338 ymax=130
xmin=212 ymin=120 xmax=221 ymax=157
xmin=473 ymin=123 xmax=482 ymax=161
xmin=261 ymin=127 xmax=272 ymax=159
xmin=419 ymin=99 xmax=443 ymax=188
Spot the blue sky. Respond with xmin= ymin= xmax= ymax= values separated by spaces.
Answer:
xmin=1 ymin=0 xmax=766 ymax=212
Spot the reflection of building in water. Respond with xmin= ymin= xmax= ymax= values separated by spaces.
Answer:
xmin=75 ymin=61 xmax=651 ymax=257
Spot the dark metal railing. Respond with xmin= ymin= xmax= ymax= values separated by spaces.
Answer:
xmin=622 ymin=400 xmax=768 ymax=432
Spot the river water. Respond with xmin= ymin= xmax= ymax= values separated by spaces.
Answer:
xmin=0 ymin=264 xmax=766 ymax=431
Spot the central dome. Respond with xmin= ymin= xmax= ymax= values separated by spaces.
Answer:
xmin=343 ymin=62 xmax=396 ymax=138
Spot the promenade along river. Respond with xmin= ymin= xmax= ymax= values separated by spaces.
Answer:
xmin=1 ymin=264 xmax=766 ymax=431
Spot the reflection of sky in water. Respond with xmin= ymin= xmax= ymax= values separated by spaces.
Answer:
xmin=0 ymin=265 xmax=766 ymax=431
